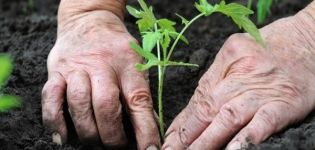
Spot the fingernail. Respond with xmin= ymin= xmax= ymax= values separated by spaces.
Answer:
xmin=226 ymin=141 xmax=242 ymax=150
xmin=146 ymin=145 xmax=159 ymax=150
xmin=52 ymin=132 xmax=62 ymax=145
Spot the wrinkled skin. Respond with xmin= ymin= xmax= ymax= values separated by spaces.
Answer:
xmin=163 ymin=14 xmax=315 ymax=150
xmin=41 ymin=11 xmax=160 ymax=149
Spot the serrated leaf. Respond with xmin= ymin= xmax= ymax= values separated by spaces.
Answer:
xmin=216 ymin=3 xmax=254 ymax=16
xmin=142 ymin=31 xmax=161 ymax=52
xmin=231 ymin=16 xmax=264 ymax=45
xmin=134 ymin=0 xmax=156 ymax=32
xmin=214 ymin=2 xmax=264 ymax=45
xmin=126 ymin=5 xmax=141 ymax=18
xmin=135 ymin=60 xmax=159 ymax=71
xmin=257 ymin=0 xmax=273 ymax=24
xmin=195 ymin=0 xmax=215 ymax=16
xmin=158 ymin=19 xmax=176 ymax=32
xmin=136 ymin=19 xmax=155 ymax=33
xmin=169 ymin=32 xmax=189 ymax=45
xmin=129 ymin=41 xmax=158 ymax=60
xmin=0 ymin=54 xmax=13 ymax=87
xmin=138 ymin=0 xmax=150 ymax=12
xmin=0 ymin=95 xmax=21 ymax=112
xmin=161 ymin=30 xmax=171 ymax=56
xmin=176 ymin=13 xmax=189 ymax=25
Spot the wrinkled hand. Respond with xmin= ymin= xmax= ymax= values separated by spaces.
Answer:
xmin=41 ymin=11 xmax=160 ymax=149
xmin=163 ymin=14 xmax=315 ymax=150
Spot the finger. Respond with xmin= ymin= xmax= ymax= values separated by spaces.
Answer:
xmin=163 ymin=86 xmax=217 ymax=150
xmin=163 ymin=78 xmax=239 ymax=149
xmin=42 ymin=72 xmax=67 ymax=145
xmin=90 ymin=69 xmax=127 ymax=147
xmin=66 ymin=70 xmax=99 ymax=144
xmin=226 ymin=102 xmax=298 ymax=150
xmin=119 ymin=62 xmax=160 ymax=150
xmin=163 ymin=60 xmax=228 ymax=149
xmin=188 ymin=94 xmax=260 ymax=150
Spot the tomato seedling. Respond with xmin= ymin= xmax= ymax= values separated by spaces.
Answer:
xmin=0 ymin=54 xmax=21 ymax=113
xmin=127 ymin=0 xmax=263 ymax=138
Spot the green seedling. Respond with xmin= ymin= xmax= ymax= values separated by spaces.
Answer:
xmin=0 ymin=54 xmax=21 ymax=113
xmin=248 ymin=0 xmax=273 ymax=24
xmin=127 ymin=0 xmax=263 ymax=138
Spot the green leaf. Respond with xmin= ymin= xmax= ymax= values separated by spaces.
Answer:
xmin=214 ymin=2 xmax=264 ymax=45
xmin=257 ymin=0 xmax=273 ymax=24
xmin=135 ymin=60 xmax=159 ymax=71
xmin=138 ymin=0 xmax=150 ymax=12
xmin=137 ymin=19 xmax=155 ymax=33
xmin=126 ymin=5 xmax=141 ymax=18
xmin=161 ymin=30 xmax=171 ymax=56
xmin=0 ymin=95 xmax=21 ymax=112
xmin=169 ymin=32 xmax=189 ymax=45
xmin=195 ymin=0 xmax=215 ymax=16
xmin=176 ymin=13 xmax=189 ymax=25
xmin=142 ymin=31 xmax=161 ymax=52
xmin=132 ymin=0 xmax=156 ymax=32
xmin=129 ymin=41 xmax=158 ymax=60
xmin=0 ymin=54 xmax=13 ymax=87
xmin=158 ymin=19 xmax=176 ymax=32
xmin=216 ymin=2 xmax=254 ymax=16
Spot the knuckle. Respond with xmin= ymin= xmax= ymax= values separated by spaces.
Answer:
xmin=127 ymin=89 xmax=153 ymax=111
xmin=94 ymin=87 xmax=122 ymax=118
xmin=217 ymin=104 xmax=243 ymax=129
xmin=256 ymin=108 xmax=278 ymax=131
xmin=227 ymin=56 xmax=259 ymax=76
xmin=190 ymin=84 xmax=218 ymax=123
xmin=42 ymin=81 xmax=64 ymax=100
xmin=68 ymin=87 xmax=90 ymax=101
xmin=224 ymin=33 xmax=245 ymax=51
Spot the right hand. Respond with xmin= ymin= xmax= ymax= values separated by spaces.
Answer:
xmin=41 ymin=10 xmax=160 ymax=149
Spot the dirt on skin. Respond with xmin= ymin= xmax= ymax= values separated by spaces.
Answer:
xmin=0 ymin=0 xmax=314 ymax=149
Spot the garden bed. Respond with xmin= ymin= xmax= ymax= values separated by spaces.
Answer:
xmin=0 ymin=0 xmax=314 ymax=149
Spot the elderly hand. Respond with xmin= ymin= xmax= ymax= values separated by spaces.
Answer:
xmin=163 ymin=6 xmax=315 ymax=150
xmin=41 ymin=9 xmax=160 ymax=149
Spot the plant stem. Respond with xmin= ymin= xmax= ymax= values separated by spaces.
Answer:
xmin=166 ymin=13 xmax=204 ymax=61
xmin=247 ymin=0 xmax=253 ymax=9
xmin=155 ymin=23 xmax=165 ymax=138
xmin=158 ymin=68 xmax=165 ymax=138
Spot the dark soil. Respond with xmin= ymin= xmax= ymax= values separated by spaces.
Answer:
xmin=0 ymin=0 xmax=314 ymax=150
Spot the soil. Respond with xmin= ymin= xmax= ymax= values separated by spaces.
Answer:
xmin=0 ymin=0 xmax=314 ymax=150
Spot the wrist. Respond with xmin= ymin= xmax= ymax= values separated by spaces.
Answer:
xmin=294 ymin=1 xmax=315 ymax=49
xmin=58 ymin=0 xmax=126 ymax=25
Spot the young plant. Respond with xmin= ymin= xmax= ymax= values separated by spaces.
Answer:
xmin=0 ymin=54 xmax=21 ymax=113
xmin=127 ymin=0 xmax=263 ymax=138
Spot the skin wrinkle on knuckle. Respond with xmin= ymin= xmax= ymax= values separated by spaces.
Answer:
xmin=217 ymin=104 xmax=243 ymax=130
xmin=192 ymin=85 xmax=217 ymax=123
xmin=68 ymin=87 xmax=90 ymax=102
xmin=256 ymin=108 xmax=278 ymax=132
xmin=94 ymin=90 xmax=122 ymax=123
xmin=128 ymin=89 xmax=152 ymax=111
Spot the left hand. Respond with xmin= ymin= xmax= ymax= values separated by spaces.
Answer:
xmin=162 ymin=13 xmax=315 ymax=150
